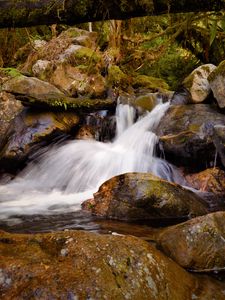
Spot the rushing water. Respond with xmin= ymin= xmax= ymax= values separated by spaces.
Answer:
xmin=0 ymin=99 xmax=184 ymax=225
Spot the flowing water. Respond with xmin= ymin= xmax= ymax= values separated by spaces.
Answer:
xmin=0 ymin=99 xmax=185 ymax=230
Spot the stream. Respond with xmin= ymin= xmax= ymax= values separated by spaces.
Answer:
xmin=0 ymin=98 xmax=186 ymax=233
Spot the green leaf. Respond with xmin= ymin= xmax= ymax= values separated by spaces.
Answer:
xmin=209 ymin=20 xmax=217 ymax=46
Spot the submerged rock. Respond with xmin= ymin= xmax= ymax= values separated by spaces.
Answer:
xmin=157 ymin=104 xmax=225 ymax=170
xmin=208 ymin=60 xmax=225 ymax=109
xmin=83 ymin=173 xmax=207 ymax=221
xmin=157 ymin=211 xmax=225 ymax=272
xmin=185 ymin=168 xmax=225 ymax=194
xmin=182 ymin=64 xmax=216 ymax=103
xmin=0 ymin=108 xmax=79 ymax=172
xmin=0 ymin=230 xmax=225 ymax=300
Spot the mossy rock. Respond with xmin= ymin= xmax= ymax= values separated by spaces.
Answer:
xmin=157 ymin=211 xmax=225 ymax=272
xmin=1 ymin=230 xmax=225 ymax=299
xmin=134 ymin=93 xmax=158 ymax=111
xmin=182 ymin=64 xmax=216 ymax=103
xmin=67 ymin=45 xmax=102 ymax=68
xmin=133 ymin=75 xmax=169 ymax=92
xmin=83 ymin=172 xmax=207 ymax=221
xmin=107 ymin=65 xmax=129 ymax=89
xmin=0 ymin=67 xmax=22 ymax=79
xmin=156 ymin=104 xmax=225 ymax=170
xmin=208 ymin=60 xmax=225 ymax=109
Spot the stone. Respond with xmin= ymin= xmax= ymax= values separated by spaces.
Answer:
xmin=32 ymin=59 xmax=52 ymax=78
xmin=0 ymin=92 xmax=22 ymax=144
xmin=183 ymin=64 xmax=216 ymax=103
xmin=156 ymin=104 xmax=225 ymax=170
xmin=0 ymin=230 xmax=225 ymax=299
xmin=157 ymin=211 xmax=225 ymax=272
xmin=82 ymin=173 xmax=207 ymax=221
xmin=50 ymin=64 xmax=106 ymax=98
xmin=208 ymin=60 xmax=225 ymax=109
xmin=0 ymin=108 xmax=79 ymax=172
xmin=2 ymin=73 xmax=112 ymax=110
xmin=185 ymin=168 xmax=225 ymax=194
xmin=2 ymin=75 xmax=64 ymax=101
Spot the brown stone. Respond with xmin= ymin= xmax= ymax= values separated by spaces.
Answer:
xmin=82 ymin=173 xmax=207 ymax=221
xmin=0 ymin=230 xmax=225 ymax=300
xmin=185 ymin=168 xmax=225 ymax=194
xmin=157 ymin=211 xmax=225 ymax=272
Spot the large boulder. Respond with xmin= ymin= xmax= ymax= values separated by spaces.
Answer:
xmin=2 ymin=74 xmax=65 ymax=103
xmin=82 ymin=173 xmax=207 ymax=221
xmin=208 ymin=60 xmax=225 ymax=109
xmin=182 ymin=64 xmax=216 ymax=103
xmin=0 ymin=230 xmax=225 ymax=300
xmin=157 ymin=212 xmax=225 ymax=272
xmin=0 ymin=108 xmax=79 ymax=172
xmin=2 ymin=73 xmax=113 ymax=110
xmin=157 ymin=104 xmax=225 ymax=169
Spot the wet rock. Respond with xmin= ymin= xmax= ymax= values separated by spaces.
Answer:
xmin=171 ymin=87 xmax=191 ymax=105
xmin=157 ymin=211 xmax=225 ymax=272
xmin=82 ymin=173 xmax=207 ymax=221
xmin=182 ymin=64 xmax=216 ymax=103
xmin=157 ymin=104 xmax=225 ymax=170
xmin=133 ymin=93 xmax=159 ymax=112
xmin=0 ymin=92 xmax=22 ymax=144
xmin=212 ymin=125 xmax=225 ymax=168
xmin=0 ymin=108 xmax=79 ymax=172
xmin=0 ymin=230 xmax=225 ymax=300
xmin=75 ymin=125 xmax=95 ymax=140
xmin=208 ymin=60 xmax=225 ymax=109
xmin=185 ymin=168 xmax=225 ymax=194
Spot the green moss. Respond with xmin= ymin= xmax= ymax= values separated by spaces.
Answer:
xmin=208 ymin=60 xmax=225 ymax=82
xmin=134 ymin=94 xmax=157 ymax=111
xmin=182 ymin=72 xmax=195 ymax=89
xmin=133 ymin=75 xmax=169 ymax=92
xmin=107 ymin=65 xmax=129 ymax=89
xmin=0 ymin=67 xmax=22 ymax=78
xmin=76 ymin=47 xmax=100 ymax=62
xmin=19 ymin=93 xmax=114 ymax=111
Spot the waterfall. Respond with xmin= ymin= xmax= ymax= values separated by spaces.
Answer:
xmin=0 ymin=100 xmax=182 ymax=220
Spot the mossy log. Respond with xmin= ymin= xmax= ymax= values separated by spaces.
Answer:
xmin=0 ymin=0 xmax=224 ymax=28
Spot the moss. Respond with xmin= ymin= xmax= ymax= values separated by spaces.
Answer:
xmin=134 ymin=94 xmax=157 ymax=111
xmin=75 ymin=47 xmax=100 ymax=62
xmin=107 ymin=65 xmax=129 ymax=89
xmin=0 ymin=67 xmax=22 ymax=78
xmin=18 ymin=94 xmax=114 ymax=111
xmin=133 ymin=75 xmax=169 ymax=92
xmin=208 ymin=60 xmax=225 ymax=82
xmin=183 ymin=72 xmax=195 ymax=89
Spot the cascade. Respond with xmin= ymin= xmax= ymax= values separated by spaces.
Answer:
xmin=0 ymin=100 xmax=184 ymax=221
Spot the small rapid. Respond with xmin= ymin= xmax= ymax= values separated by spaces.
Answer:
xmin=0 ymin=100 xmax=183 ymax=221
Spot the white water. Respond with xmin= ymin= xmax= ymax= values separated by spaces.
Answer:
xmin=0 ymin=100 xmax=183 ymax=220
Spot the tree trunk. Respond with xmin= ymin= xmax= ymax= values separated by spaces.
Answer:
xmin=0 ymin=0 xmax=224 ymax=28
